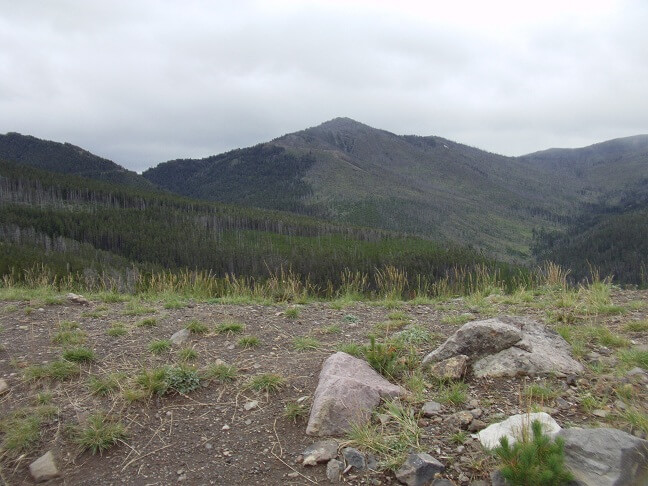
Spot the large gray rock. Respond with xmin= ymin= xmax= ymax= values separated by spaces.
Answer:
xmin=472 ymin=319 xmax=584 ymax=377
xmin=395 ymin=453 xmax=445 ymax=486
xmin=170 ymin=328 xmax=190 ymax=345
xmin=29 ymin=451 xmax=59 ymax=482
xmin=558 ymin=427 xmax=648 ymax=486
xmin=306 ymin=352 xmax=404 ymax=436
xmin=422 ymin=318 xmax=522 ymax=365
xmin=477 ymin=412 xmax=562 ymax=450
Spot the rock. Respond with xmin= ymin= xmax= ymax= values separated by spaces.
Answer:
xmin=470 ymin=408 xmax=482 ymax=418
xmin=428 ymin=355 xmax=469 ymax=380
xmin=468 ymin=419 xmax=487 ymax=432
xmin=421 ymin=401 xmax=443 ymax=417
xmin=556 ymin=397 xmax=571 ymax=410
xmin=29 ymin=451 xmax=59 ymax=482
xmin=342 ymin=447 xmax=366 ymax=470
xmin=558 ymin=427 xmax=648 ymax=486
xmin=170 ymin=328 xmax=191 ymax=345
xmin=244 ymin=400 xmax=259 ymax=411
xmin=306 ymin=352 xmax=404 ymax=436
xmin=423 ymin=318 xmax=522 ymax=365
xmin=66 ymin=292 xmax=89 ymax=305
xmin=395 ymin=453 xmax=445 ymax=486
xmin=302 ymin=440 xmax=338 ymax=466
xmin=472 ymin=318 xmax=584 ymax=377
xmin=445 ymin=411 xmax=474 ymax=430
xmin=326 ymin=459 xmax=344 ymax=482
xmin=477 ymin=412 xmax=562 ymax=450
xmin=490 ymin=470 xmax=509 ymax=486
xmin=0 ymin=378 xmax=8 ymax=395
xmin=592 ymin=409 xmax=609 ymax=418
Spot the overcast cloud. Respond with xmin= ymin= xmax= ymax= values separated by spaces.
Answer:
xmin=1 ymin=0 xmax=647 ymax=172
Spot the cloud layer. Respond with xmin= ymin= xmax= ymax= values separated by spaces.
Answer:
xmin=1 ymin=0 xmax=647 ymax=171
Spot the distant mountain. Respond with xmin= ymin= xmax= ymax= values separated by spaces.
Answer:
xmin=0 ymin=132 xmax=156 ymax=190
xmin=144 ymin=118 xmax=583 ymax=260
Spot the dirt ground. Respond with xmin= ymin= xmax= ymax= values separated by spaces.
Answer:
xmin=0 ymin=289 xmax=647 ymax=485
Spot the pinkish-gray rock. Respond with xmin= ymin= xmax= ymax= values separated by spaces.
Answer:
xmin=422 ymin=318 xmax=522 ymax=366
xmin=428 ymin=355 xmax=469 ymax=380
xmin=326 ymin=459 xmax=343 ymax=482
xmin=558 ymin=427 xmax=648 ymax=486
xmin=170 ymin=328 xmax=191 ymax=345
xmin=0 ymin=378 xmax=8 ymax=395
xmin=66 ymin=292 xmax=89 ymax=305
xmin=306 ymin=352 xmax=404 ymax=437
xmin=472 ymin=319 xmax=584 ymax=378
xmin=395 ymin=453 xmax=445 ymax=486
xmin=29 ymin=451 xmax=59 ymax=482
xmin=421 ymin=401 xmax=443 ymax=417
xmin=302 ymin=440 xmax=338 ymax=466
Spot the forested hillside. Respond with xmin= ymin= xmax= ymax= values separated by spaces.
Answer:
xmin=0 ymin=160 xmax=519 ymax=294
xmin=532 ymin=179 xmax=648 ymax=285
xmin=0 ymin=132 xmax=155 ymax=190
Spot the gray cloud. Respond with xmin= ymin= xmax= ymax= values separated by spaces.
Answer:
xmin=1 ymin=0 xmax=646 ymax=172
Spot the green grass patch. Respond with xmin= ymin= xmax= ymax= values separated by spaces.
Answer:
xmin=618 ymin=349 xmax=648 ymax=369
xmin=136 ymin=317 xmax=157 ymax=328
xmin=238 ymin=335 xmax=260 ymax=348
xmin=88 ymin=373 xmax=123 ymax=396
xmin=178 ymin=347 xmax=198 ymax=361
xmin=441 ymin=314 xmax=473 ymax=325
xmin=284 ymin=307 xmax=300 ymax=318
xmin=186 ymin=319 xmax=209 ymax=334
xmin=52 ymin=329 xmax=86 ymax=346
xmin=623 ymin=320 xmax=648 ymax=333
xmin=203 ymin=363 xmax=238 ymax=382
xmin=293 ymin=336 xmax=321 ymax=351
xmin=107 ymin=323 xmax=128 ymax=337
xmin=149 ymin=339 xmax=172 ymax=355
xmin=435 ymin=380 xmax=468 ymax=406
xmin=24 ymin=360 xmax=80 ymax=381
xmin=62 ymin=347 xmax=95 ymax=363
xmin=123 ymin=302 xmax=156 ymax=316
xmin=246 ymin=373 xmax=285 ymax=393
xmin=215 ymin=321 xmax=245 ymax=334
xmin=321 ymin=324 xmax=341 ymax=334
xmin=283 ymin=402 xmax=308 ymax=423
xmin=523 ymin=382 xmax=559 ymax=402
xmin=74 ymin=413 xmax=127 ymax=455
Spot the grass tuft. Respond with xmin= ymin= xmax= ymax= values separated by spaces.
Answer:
xmin=149 ymin=339 xmax=172 ymax=355
xmin=63 ymin=347 xmax=95 ymax=363
xmin=238 ymin=335 xmax=260 ymax=348
xmin=75 ymin=413 xmax=127 ymax=455
xmin=203 ymin=363 xmax=238 ymax=382
xmin=186 ymin=319 xmax=209 ymax=334
xmin=293 ymin=336 xmax=321 ymax=351
xmin=246 ymin=373 xmax=285 ymax=393
xmin=215 ymin=321 xmax=245 ymax=334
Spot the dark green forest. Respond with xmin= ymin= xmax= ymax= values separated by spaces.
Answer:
xmin=0 ymin=160 xmax=522 ymax=295
xmin=532 ymin=180 xmax=648 ymax=285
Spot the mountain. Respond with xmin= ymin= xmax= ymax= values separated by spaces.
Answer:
xmin=144 ymin=118 xmax=580 ymax=260
xmin=0 ymin=132 xmax=156 ymax=190
xmin=520 ymin=134 xmax=648 ymax=201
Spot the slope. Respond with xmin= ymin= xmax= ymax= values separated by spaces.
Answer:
xmin=0 ymin=132 xmax=156 ymax=190
xmin=144 ymin=118 xmax=578 ymax=260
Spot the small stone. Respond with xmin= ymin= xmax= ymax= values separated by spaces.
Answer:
xmin=428 ymin=355 xmax=469 ymax=380
xmin=395 ymin=453 xmax=445 ymax=486
xmin=177 ymin=474 xmax=187 ymax=482
xmin=326 ymin=459 xmax=344 ymax=482
xmin=593 ymin=409 xmax=609 ymax=418
xmin=170 ymin=328 xmax=191 ymax=345
xmin=0 ymin=378 xmax=8 ymax=395
xmin=287 ymin=472 xmax=300 ymax=478
xmin=470 ymin=408 xmax=482 ymax=418
xmin=614 ymin=400 xmax=627 ymax=410
xmin=244 ymin=419 xmax=252 ymax=425
xmin=342 ymin=447 xmax=366 ymax=470
xmin=29 ymin=451 xmax=59 ymax=482
xmin=302 ymin=440 xmax=338 ymax=466
xmin=205 ymin=443 xmax=213 ymax=450
xmin=468 ymin=419 xmax=487 ymax=433
xmin=467 ymin=399 xmax=480 ymax=409
xmin=244 ymin=400 xmax=259 ymax=411
xmin=458 ymin=473 xmax=469 ymax=483
xmin=445 ymin=411 xmax=474 ymax=430
xmin=222 ymin=424 xmax=230 ymax=430
xmin=66 ymin=292 xmax=90 ymax=305
xmin=555 ymin=397 xmax=570 ymax=410
xmin=421 ymin=401 xmax=443 ymax=417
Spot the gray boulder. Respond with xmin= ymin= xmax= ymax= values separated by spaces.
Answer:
xmin=29 ymin=451 xmax=59 ymax=482
xmin=422 ymin=318 xmax=522 ymax=365
xmin=472 ymin=318 xmax=583 ymax=377
xmin=558 ymin=427 xmax=648 ymax=486
xmin=306 ymin=352 xmax=404 ymax=436
xmin=170 ymin=328 xmax=191 ymax=345
xmin=395 ymin=453 xmax=445 ymax=486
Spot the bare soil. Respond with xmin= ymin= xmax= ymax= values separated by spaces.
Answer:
xmin=0 ymin=290 xmax=647 ymax=485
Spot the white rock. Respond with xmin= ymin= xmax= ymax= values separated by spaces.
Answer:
xmin=29 ymin=451 xmax=59 ymax=482
xmin=477 ymin=412 xmax=561 ymax=450
xmin=244 ymin=400 xmax=259 ymax=411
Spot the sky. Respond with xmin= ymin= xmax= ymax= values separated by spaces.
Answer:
xmin=1 ymin=0 xmax=647 ymax=172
